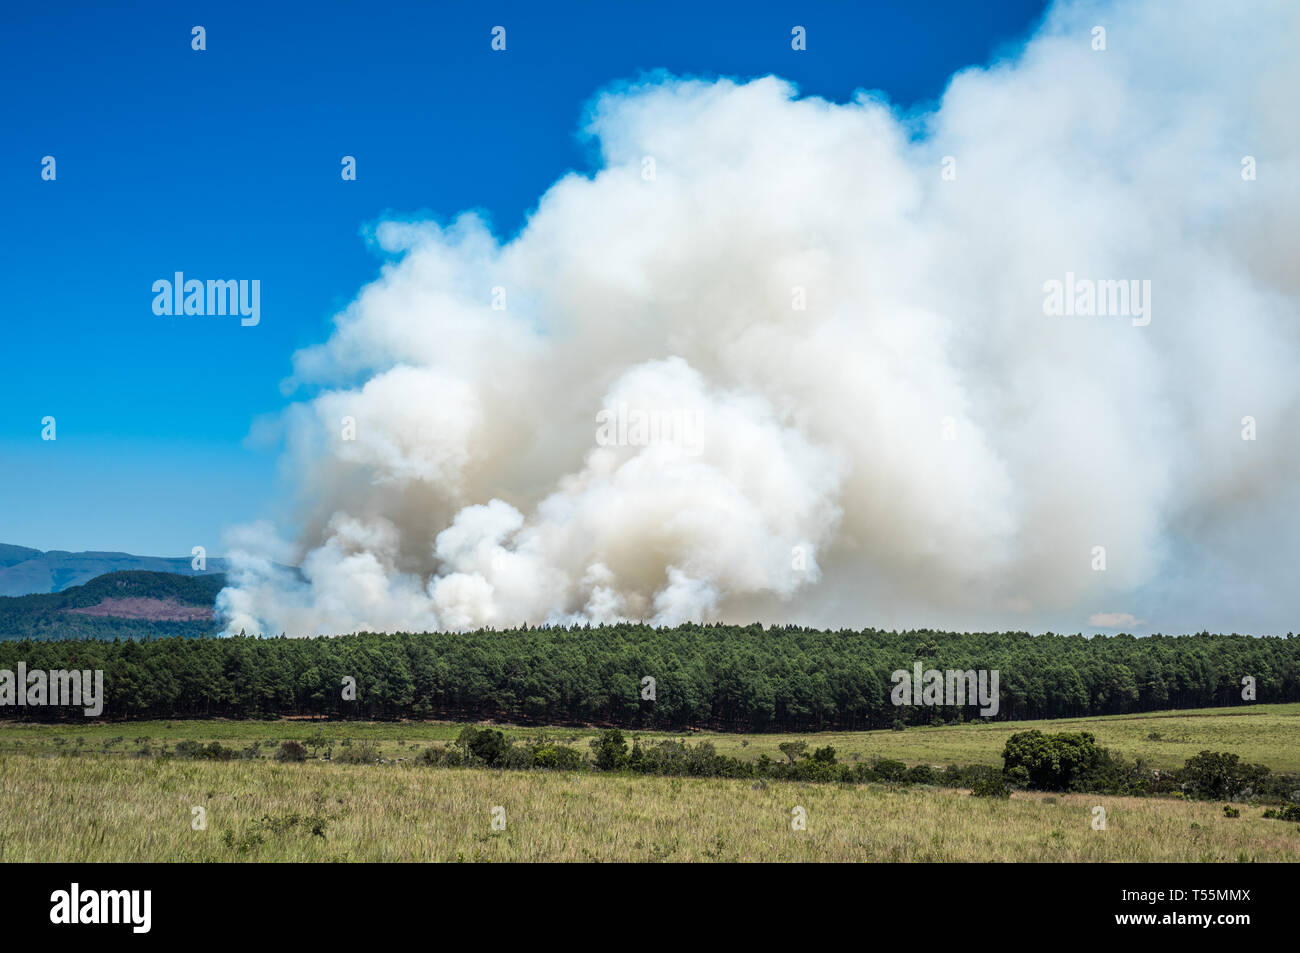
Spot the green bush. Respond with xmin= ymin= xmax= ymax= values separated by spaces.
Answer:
xmin=498 ymin=744 xmax=534 ymax=770
xmin=531 ymin=744 xmax=583 ymax=770
xmin=590 ymin=729 xmax=629 ymax=771
xmin=872 ymin=758 xmax=908 ymax=783
xmin=1002 ymin=730 xmax=1106 ymax=791
xmin=811 ymin=745 xmax=837 ymax=765
xmin=175 ymin=740 xmax=234 ymax=761
xmin=969 ymin=766 xmax=1011 ymax=798
xmin=780 ymin=757 xmax=840 ymax=783
xmin=457 ymin=726 xmax=509 ymax=766
xmin=1178 ymin=751 xmax=1270 ymax=801
xmin=1261 ymin=803 xmax=1300 ymax=822
xmin=905 ymin=764 xmax=936 ymax=785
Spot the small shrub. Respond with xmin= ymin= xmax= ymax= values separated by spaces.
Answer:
xmin=415 ymin=745 xmax=455 ymax=766
xmin=1262 ymin=803 xmax=1300 ymax=822
xmin=811 ymin=745 xmax=837 ymax=765
xmin=274 ymin=740 xmax=307 ymax=763
xmin=175 ymin=740 xmax=234 ymax=761
xmin=333 ymin=742 xmax=381 ymax=764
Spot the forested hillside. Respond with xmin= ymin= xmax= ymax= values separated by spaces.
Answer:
xmin=1 ymin=625 xmax=1295 ymax=728
xmin=0 ymin=571 xmax=225 ymax=641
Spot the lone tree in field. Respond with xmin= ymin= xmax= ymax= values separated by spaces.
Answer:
xmin=778 ymin=741 xmax=808 ymax=764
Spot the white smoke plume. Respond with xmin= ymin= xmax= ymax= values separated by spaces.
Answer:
xmin=218 ymin=0 xmax=1300 ymax=637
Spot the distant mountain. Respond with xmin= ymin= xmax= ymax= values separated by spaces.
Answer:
xmin=0 ymin=570 xmax=228 ymax=641
xmin=0 ymin=545 xmax=229 ymax=597
xmin=0 ymin=544 xmax=43 ymax=568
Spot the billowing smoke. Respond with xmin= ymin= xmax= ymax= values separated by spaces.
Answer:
xmin=218 ymin=0 xmax=1300 ymax=637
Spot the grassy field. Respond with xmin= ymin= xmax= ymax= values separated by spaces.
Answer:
xmin=2 ymin=702 xmax=1297 ymax=771
xmin=0 ymin=704 xmax=1296 ymax=861
xmin=1 ymin=753 xmax=1298 ymax=862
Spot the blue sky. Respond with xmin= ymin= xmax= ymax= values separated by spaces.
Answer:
xmin=0 ymin=0 xmax=1048 ymax=556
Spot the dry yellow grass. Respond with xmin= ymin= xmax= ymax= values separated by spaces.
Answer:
xmin=1 ymin=753 xmax=1296 ymax=862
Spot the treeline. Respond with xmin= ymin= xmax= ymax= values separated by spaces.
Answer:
xmin=0 ymin=624 xmax=1297 ymax=728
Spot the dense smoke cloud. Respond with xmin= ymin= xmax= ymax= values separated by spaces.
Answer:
xmin=218 ymin=0 xmax=1300 ymax=637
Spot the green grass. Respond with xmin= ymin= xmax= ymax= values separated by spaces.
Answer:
xmin=701 ymin=703 xmax=1300 ymax=773
xmin=2 ymin=702 xmax=1296 ymax=771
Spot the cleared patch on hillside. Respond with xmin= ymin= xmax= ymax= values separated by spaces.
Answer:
xmin=62 ymin=597 xmax=212 ymax=621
